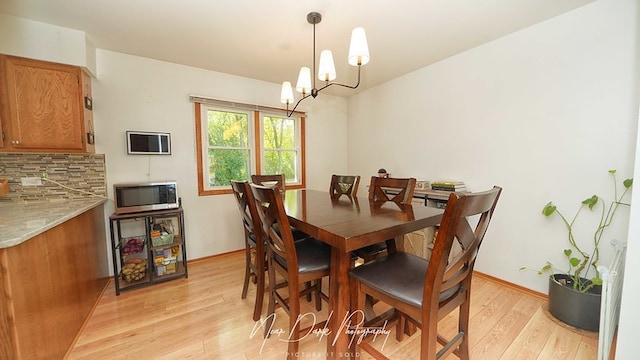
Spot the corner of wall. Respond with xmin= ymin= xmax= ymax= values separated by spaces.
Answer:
xmin=0 ymin=13 xmax=97 ymax=74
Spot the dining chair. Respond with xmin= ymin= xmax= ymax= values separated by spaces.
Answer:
xmin=349 ymin=186 xmax=502 ymax=360
xmin=250 ymin=183 xmax=332 ymax=358
xmin=329 ymin=174 xmax=361 ymax=198
xmin=230 ymin=181 xmax=266 ymax=321
xmin=251 ymin=173 xmax=311 ymax=242
xmin=251 ymin=174 xmax=286 ymax=193
xmin=352 ymin=176 xmax=417 ymax=262
xmin=368 ymin=176 xmax=417 ymax=206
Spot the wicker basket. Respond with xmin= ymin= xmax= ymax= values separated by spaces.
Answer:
xmin=151 ymin=233 xmax=174 ymax=247
xmin=121 ymin=258 xmax=147 ymax=282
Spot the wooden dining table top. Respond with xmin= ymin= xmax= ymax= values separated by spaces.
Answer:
xmin=282 ymin=188 xmax=445 ymax=252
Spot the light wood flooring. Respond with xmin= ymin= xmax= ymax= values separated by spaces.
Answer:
xmin=66 ymin=251 xmax=600 ymax=359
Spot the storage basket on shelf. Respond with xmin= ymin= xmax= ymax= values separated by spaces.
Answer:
xmin=153 ymin=247 xmax=179 ymax=276
xmin=121 ymin=236 xmax=146 ymax=255
xmin=151 ymin=232 xmax=174 ymax=247
xmin=121 ymin=258 xmax=147 ymax=282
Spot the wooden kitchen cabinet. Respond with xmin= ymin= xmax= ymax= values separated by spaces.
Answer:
xmin=0 ymin=54 xmax=94 ymax=153
xmin=0 ymin=205 xmax=108 ymax=359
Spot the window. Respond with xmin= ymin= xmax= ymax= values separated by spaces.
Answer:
xmin=203 ymin=108 xmax=253 ymax=188
xmin=194 ymin=99 xmax=305 ymax=195
xmin=261 ymin=115 xmax=301 ymax=183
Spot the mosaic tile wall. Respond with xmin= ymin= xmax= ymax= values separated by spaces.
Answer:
xmin=0 ymin=153 xmax=107 ymax=203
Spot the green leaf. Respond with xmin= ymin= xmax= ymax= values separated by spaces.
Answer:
xmin=542 ymin=263 xmax=552 ymax=272
xmin=569 ymin=257 xmax=581 ymax=267
xmin=608 ymin=169 xmax=617 ymax=174
xmin=624 ymin=178 xmax=633 ymax=188
xmin=563 ymin=249 xmax=572 ymax=257
xmin=582 ymin=195 xmax=598 ymax=209
xmin=542 ymin=202 xmax=556 ymax=216
xmin=591 ymin=277 xmax=603 ymax=286
xmin=519 ymin=266 xmax=526 ymax=271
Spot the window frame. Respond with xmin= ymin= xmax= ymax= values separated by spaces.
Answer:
xmin=195 ymin=101 xmax=306 ymax=196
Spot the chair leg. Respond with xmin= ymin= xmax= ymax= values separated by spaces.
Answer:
xmin=354 ymin=280 xmax=368 ymax=350
xmin=352 ymin=278 xmax=365 ymax=321
xmin=458 ymin=295 xmax=472 ymax=360
xmin=363 ymin=295 xmax=377 ymax=321
xmin=396 ymin=314 xmax=405 ymax=342
xmin=421 ymin=316 xmax=439 ymax=360
xmin=242 ymin=245 xmax=252 ymax=299
xmin=252 ymin=249 xmax=266 ymax=321
xmin=314 ymin=279 xmax=322 ymax=311
xmin=287 ymin=282 xmax=302 ymax=360
xmin=306 ymin=281 xmax=312 ymax=302
xmin=264 ymin=260 xmax=277 ymax=339
xmin=404 ymin=319 xmax=417 ymax=336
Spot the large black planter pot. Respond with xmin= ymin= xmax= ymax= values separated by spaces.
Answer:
xmin=548 ymin=274 xmax=602 ymax=332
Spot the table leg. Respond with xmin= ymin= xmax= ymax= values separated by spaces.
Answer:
xmin=327 ymin=248 xmax=354 ymax=359
xmin=386 ymin=235 xmax=405 ymax=254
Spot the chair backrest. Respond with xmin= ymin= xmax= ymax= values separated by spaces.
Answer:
xmin=230 ymin=181 xmax=263 ymax=245
xmin=251 ymin=174 xmax=286 ymax=193
xmin=250 ymin=183 xmax=299 ymax=277
xmin=368 ymin=176 xmax=417 ymax=205
xmin=423 ymin=186 xmax=502 ymax=318
xmin=329 ymin=175 xmax=361 ymax=198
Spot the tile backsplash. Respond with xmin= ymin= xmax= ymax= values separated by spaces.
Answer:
xmin=0 ymin=153 xmax=107 ymax=203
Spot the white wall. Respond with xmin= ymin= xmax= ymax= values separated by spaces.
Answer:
xmin=348 ymin=0 xmax=639 ymax=295
xmin=93 ymin=50 xmax=348 ymax=266
xmin=0 ymin=13 xmax=97 ymax=75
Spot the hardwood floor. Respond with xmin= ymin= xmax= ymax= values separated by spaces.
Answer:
xmin=66 ymin=252 xmax=598 ymax=359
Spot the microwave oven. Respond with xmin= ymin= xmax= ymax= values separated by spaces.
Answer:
xmin=113 ymin=181 xmax=179 ymax=214
xmin=126 ymin=131 xmax=171 ymax=155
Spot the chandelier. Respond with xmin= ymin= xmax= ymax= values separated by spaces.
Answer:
xmin=280 ymin=12 xmax=370 ymax=117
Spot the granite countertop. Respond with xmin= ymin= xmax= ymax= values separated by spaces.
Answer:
xmin=0 ymin=198 xmax=107 ymax=249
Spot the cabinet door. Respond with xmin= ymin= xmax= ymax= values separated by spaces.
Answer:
xmin=4 ymin=56 xmax=84 ymax=151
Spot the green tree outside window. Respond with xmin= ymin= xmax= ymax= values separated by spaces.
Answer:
xmin=206 ymin=110 xmax=251 ymax=187
xmin=262 ymin=116 xmax=298 ymax=183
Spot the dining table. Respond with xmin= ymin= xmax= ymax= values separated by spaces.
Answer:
xmin=282 ymin=189 xmax=444 ymax=359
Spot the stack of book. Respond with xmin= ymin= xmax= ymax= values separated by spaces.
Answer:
xmin=430 ymin=181 xmax=466 ymax=192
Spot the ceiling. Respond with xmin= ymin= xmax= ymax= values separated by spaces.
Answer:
xmin=0 ymin=0 xmax=595 ymax=97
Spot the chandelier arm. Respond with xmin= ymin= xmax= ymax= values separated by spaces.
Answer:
xmin=286 ymin=93 xmax=312 ymax=118
xmin=316 ymin=65 xmax=363 ymax=92
xmin=287 ymin=65 xmax=363 ymax=117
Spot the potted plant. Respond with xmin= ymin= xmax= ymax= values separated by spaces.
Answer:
xmin=522 ymin=169 xmax=632 ymax=331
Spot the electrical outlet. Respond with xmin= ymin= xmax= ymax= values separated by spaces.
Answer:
xmin=21 ymin=177 xmax=42 ymax=186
